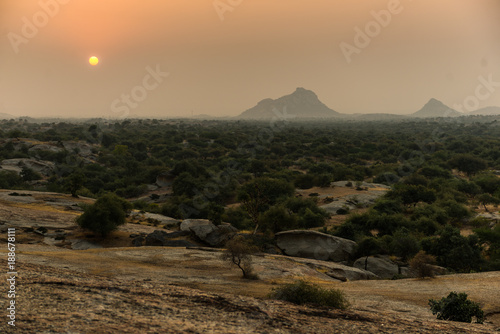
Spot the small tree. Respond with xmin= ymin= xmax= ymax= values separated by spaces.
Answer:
xmin=76 ymin=193 xmax=132 ymax=237
xmin=65 ymin=172 xmax=86 ymax=198
xmin=409 ymin=251 xmax=436 ymax=278
xmin=221 ymin=235 xmax=258 ymax=279
xmin=238 ymin=183 xmax=268 ymax=234
xmin=429 ymin=292 xmax=484 ymax=324
xmin=477 ymin=193 xmax=500 ymax=212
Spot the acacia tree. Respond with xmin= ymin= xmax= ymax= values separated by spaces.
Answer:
xmin=238 ymin=177 xmax=294 ymax=234
xmin=65 ymin=172 xmax=86 ymax=198
xmin=477 ymin=193 xmax=500 ymax=212
xmin=239 ymin=183 xmax=268 ymax=234
xmin=448 ymin=154 xmax=487 ymax=177
xmin=221 ymin=236 xmax=259 ymax=279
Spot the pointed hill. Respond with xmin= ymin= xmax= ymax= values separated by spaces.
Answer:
xmin=237 ymin=88 xmax=341 ymax=119
xmin=411 ymin=98 xmax=461 ymax=118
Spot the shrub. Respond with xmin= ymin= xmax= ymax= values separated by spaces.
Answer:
xmin=429 ymin=292 xmax=484 ymax=324
xmin=336 ymin=207 xmax=349 ymax=215
xmin=409 ymin=251 xmax=436 ymax=278
xmin=269 ymin=280 xmax=349 ymax=309
xmin=221 ymin=236 xmax=259 ymax=279
xmin=76 ymin=193 xmax=132 ymax=237
xmin=260 ymin=205 xmax=298 ymax=233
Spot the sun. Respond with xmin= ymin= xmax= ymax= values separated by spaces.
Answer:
xmin=89 ymin=56 xmax=99 ymax=66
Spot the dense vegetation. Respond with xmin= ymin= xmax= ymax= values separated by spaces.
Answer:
xmin=1 ymin=116 xmax=499 ymax=272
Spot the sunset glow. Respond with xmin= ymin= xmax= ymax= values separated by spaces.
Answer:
xmin=1 ymin=0 xmax=500 ymax=118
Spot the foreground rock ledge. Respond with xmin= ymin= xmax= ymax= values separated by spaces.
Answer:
xmin=1 ymin=258 xmax=496 ymax=334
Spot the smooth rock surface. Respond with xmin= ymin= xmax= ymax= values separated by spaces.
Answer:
xmin=275 ymin=230 xmax=357 ymax=262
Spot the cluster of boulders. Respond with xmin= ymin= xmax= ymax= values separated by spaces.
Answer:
xmin=0 ymin=139 xmax=98 ymax=177
xmin=133 ymin=219 xmax=238 ymax=248
xmin=275 ymin=230 xmax=411 ymax=279
xmin=134 ymin=221 xmax=427 ymax=280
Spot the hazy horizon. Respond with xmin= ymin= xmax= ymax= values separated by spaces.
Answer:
xmin=2 ymin=0 xmax=500 ymax=118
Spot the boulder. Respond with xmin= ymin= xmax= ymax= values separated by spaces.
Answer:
xmin=353 ymin=255 xmax=399 ymax=279
xmin=144 ymin=230 xmax=190 ymax=246
xmin=0 ymin=158 xmax=55 ymax=176
xmin=69 ymin=239 xmax=102 ymax=250
xmin=180 ymin=219 xmax=212 ymax=232
xmin=132 ymin=237 xmax=145 ymax=247
xmin=180 ymin=220 xmax=237 ymax=247
xmin=189 ymin=223 xmax=216 ymax=240
xmin=275 ymin=230 xmax=357 ymax=262
xmin=190 ymin=223 xmax=237 ymax=247
xmin=272 ymin=255 xmax=378 ymax=281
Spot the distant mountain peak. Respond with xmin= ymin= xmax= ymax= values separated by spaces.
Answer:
xmin=426 ymin=98 xmax=442 ymax=105
xmin=237 ymin=88 xmax=340 ymax=119
xmin=412 ymin=98 xmax=461 ymax=118
xmin=294 ymin=87 xmax=312 ymax=94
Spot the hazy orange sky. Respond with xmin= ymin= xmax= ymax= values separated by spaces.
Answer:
xmin=1 ymin=0 xmax=500 ymax=118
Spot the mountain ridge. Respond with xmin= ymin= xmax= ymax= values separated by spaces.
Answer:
xmin=236 ymin=89 xmax=500 ymax=119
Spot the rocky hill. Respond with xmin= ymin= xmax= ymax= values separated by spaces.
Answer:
xmin=0 ymin=112 xmax=15 ymax=119
xmin=411 ymin=98 xmax=461 ymax=118
xmin=237 ymin=88 xmax=341 ymax=119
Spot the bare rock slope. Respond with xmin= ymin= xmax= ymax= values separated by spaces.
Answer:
xmin=1 ymin=190 xmax=499 ymax=333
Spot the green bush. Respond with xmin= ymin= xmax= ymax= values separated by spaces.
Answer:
xmin=76 ymin=193 xmax=132 ymax=237
xmin=429 ymin=292 xmax=484 ymax=324
xmin=269 ymin=280 xmax=349 ymax=309
xmin=260 ymin=205 xmax=297 ymax=233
